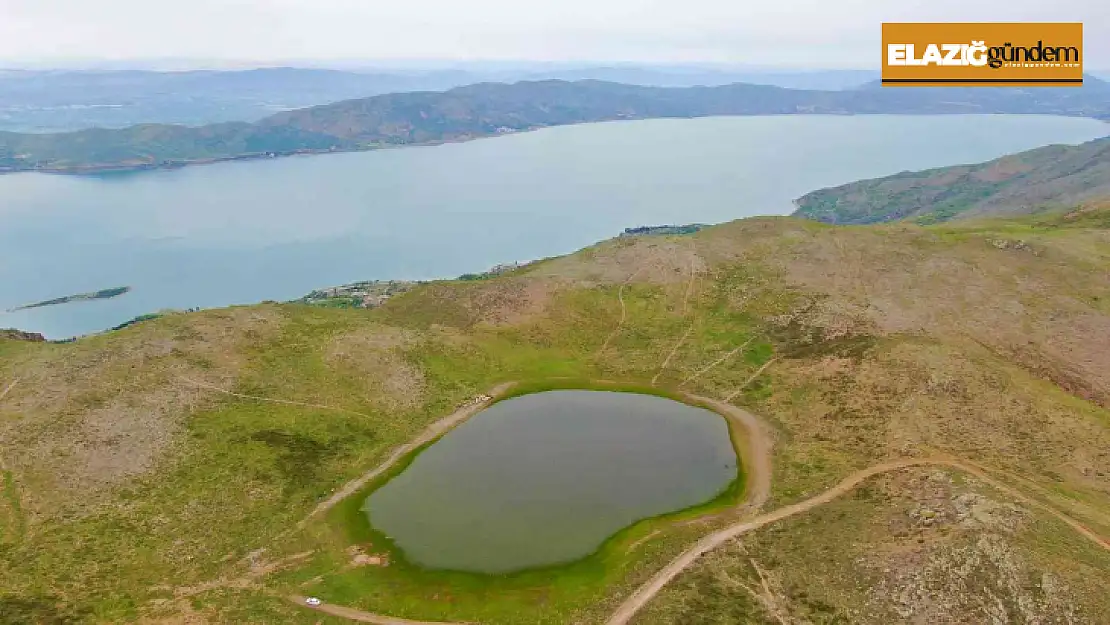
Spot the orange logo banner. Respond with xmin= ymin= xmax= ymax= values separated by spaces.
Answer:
xmin=881 ymin=22 xmax=1083 ymax=87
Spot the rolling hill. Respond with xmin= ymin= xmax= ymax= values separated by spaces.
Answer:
xmin=793 ymin=135 xmax=1110 ymax=224
xmin=2 ymin=77 xmax=1109 ymax=173
xmin=0 ymin=66 xmax=879 ymax=133
xmin=2 ymin=203 xmax=1109 ymax=623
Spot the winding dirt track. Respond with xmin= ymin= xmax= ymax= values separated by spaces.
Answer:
xmin=297 ymin=382 xmax=518 ymax=529
xmin=283 ymin=382 xmax=1110 ymax=625
xmin=181 ymin=365 xmax=1110 ymax=624
xmin=178 ymin=376 xmax=516 ymax=528
xmin=292 ymin=595 xmax=473 ymax=625
xmin=287 ymin=390 xmax=773 ymax=625
xmin=606 ymin=455 xmax=1110 ymax=624
xmin=606 ymin=458 xmax=928 ymax=625
xmin=596 ymin=267 xmax=646 ymax=357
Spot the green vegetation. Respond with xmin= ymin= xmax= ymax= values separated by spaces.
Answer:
xmin=793 ymin=135 xmax=1110 ymax=225
xmin=2 ymin=77 xmax=1108 ymax=173
xmin=636 ymin=467 xmax=1110 ymax=624
xmin=300 ymin=381 xmax=747 ymax=623
xmin=108 ymin=313 xmax=162 ymax=332
xmin=1 ymin=207 xmax=1109 ymax=623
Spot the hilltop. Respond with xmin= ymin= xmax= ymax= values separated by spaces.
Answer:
xmin=0 ymin=66 xmax=878 ymax=133
xmin=793 ymin=134 xmax=1110 ymax=224
xmin=2 ymin=77 xmax=1109 ymax=173
xmin=1 ymin=203 xmax=1108 ymax=623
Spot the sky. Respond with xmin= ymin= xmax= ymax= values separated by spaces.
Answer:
xmin=0 ymin=0 xmax=1107 ymax=69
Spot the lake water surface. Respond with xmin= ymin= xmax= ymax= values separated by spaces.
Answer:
xmin=362 ymin=390 xmax=737 ymax=573
xmin=0 ymin=114 xmax=1105 ymax=338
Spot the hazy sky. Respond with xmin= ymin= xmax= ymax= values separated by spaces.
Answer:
xmin=1 ymin=0 xmax=1107 ymax=68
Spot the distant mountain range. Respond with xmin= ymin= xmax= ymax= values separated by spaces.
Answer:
xmin=792 ymin=135 xmax=1110 ymax=224
xmin=2 ymin=77 xmax=1108 ymax=174
xmin=0 ymin=66 xmax=878 ymax=132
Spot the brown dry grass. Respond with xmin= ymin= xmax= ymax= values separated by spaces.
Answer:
xmin=533 ymin=236 xmax=704 ymax=287
xmin=2 ymin=209 xmax=1109 ymax=623
xmin=325 ymin=327 xmax=426 ymax=410
xmin=633 ymin=466 xmax=1110 ymax=624
xmin=0 ymin=306 xmax=286 ymax=517
xmin=765 ymin=223 xmax=1110 ymax=405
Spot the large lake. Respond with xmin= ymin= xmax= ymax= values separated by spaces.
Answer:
xmin=363 ymin=390 xmax=737 ymax=573
xmin=1 ymin=114 xmax=1106 ymax=338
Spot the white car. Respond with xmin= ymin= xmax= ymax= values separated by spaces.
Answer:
xmin=305 ymin=597 xmax=322 ymax=607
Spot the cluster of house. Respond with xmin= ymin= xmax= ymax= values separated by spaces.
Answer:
xmin=301 ymin=280 xmax=417 ymax=308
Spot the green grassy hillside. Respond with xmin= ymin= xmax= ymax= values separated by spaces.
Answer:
xmin=2 ymin=77 xmax=1109 ymax=173
xmin=793 ymin=136 xmax=1110 ymax=225
xmin=1 ymin=206 xmax=1109 ymax=623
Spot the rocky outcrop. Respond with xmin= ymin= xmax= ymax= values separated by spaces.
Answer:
xmin=0 ymin=328 xmax=46 ymax=342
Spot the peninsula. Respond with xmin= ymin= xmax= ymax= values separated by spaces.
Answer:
xmin=2 ymin=77 xmax=1108 ymax=174
xmin=793 ymin=135 xmax=1110 ymax=224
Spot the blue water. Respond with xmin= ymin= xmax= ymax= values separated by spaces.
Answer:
xmin=363 ymin=390 xmax=737 ymax=572
xmin=0 ymin=114 xmax=1105 ymax=338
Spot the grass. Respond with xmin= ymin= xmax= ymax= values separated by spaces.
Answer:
xmin=278 ymin=382 xmax=751 ymax=624
xmin=635 ymin=466 xmax=1110 ymax=624
xmin=1 ymin=210 xmax=1109 ymax=622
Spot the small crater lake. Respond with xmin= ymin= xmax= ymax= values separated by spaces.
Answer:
xmin=362 ymin=390 xmax=738 ymax=573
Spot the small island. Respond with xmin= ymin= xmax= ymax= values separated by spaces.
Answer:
xmin=7 ymin=286 xmax=132 ymax=312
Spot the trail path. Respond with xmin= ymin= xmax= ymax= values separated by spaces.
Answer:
xmin=286 ymin=389 xmax=773 ymax=625
xmin=652 ymin=259 xmax=699 ymax=386
xmin=652 ymin=325 xmax=694 ymax=386
xmin=271 ymin=383 xmax=1107 ymax=625
xmin=0 ymin=378 xmax=18 ymax=403
xmin=195 ymin=281 xmax=1106 ymax=625
xmin=679 ymin=338 xmax=754 ymax=387
xmin=596 ymin=267 xmax=645 ymax=357
xmin=177 ymin=376 xmax=515 ymax=519
xmin=291 ymin=596 xmax=471 ymax=624
xmin=177 ymin=377 xmax=515 ymax=569
xmin=723 ymin=357 xmax=780 ymax=402
xmin=297 ymin=381 xmax=516 ymax=528
xmin=680 ymin=393 xmax=773 ymax=510
xmin=604 ymin=455 xmax=1110 ymax=625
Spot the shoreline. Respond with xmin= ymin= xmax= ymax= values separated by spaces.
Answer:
xmin=1 ymin=224 xmax=703 ymax=342
xmin=3 ymin=112 xmax=1106 ymax=177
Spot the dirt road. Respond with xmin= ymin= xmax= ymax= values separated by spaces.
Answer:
xmin=285 ymin=389 xmax=774 ymax=625
xmin=680 ymin=393 xmax=773 ymax=511
xmin=604 ymin=455 xmax=1110 ymax=625
xmin=297 ymin=382 xmax=517 ymax=528
xmin=271 ymin=381 xmax=1107 ymax=625
xmin=291 ymin=596 xmax=469 ymax=625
